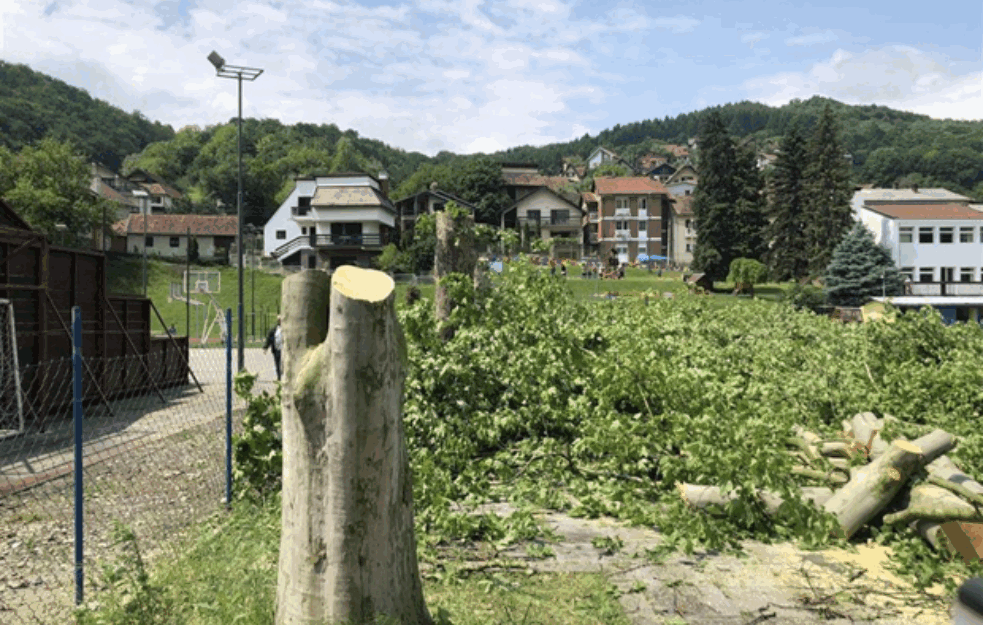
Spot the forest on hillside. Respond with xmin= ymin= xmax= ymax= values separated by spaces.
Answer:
xmin=497 ymin=97 xmax=983 ymax=200
xmin=0 ymin=61 xmax=174 ymax=172
xmin=2 ymin=59 xmax=981 ymax=224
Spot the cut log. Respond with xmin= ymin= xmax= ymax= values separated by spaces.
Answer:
xmin=820 ymin=441 xmax=856 ymax=458
xmin=882 ymin=484 xmax=983 ymax=525
xmin=676 ymin=483 xmax=834 ymax=516
xmin=851 ymin=412 xmax=889 ymax=459
xmin=276 ymin=267 xmax=432 ymax=625
xmin=822 ymin=439 xmax=928 ymax=539
xmin=910 ymin=429 xmax=957 ymax=465
xmin=919 ymin=455 xmax=983 ymax=561
xmin=841 ymin=419 xmax=853 ymax=437
xmin=826 ymin=458 xmax=850 ymax=470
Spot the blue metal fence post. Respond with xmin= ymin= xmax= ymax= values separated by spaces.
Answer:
xmin=72 ymin=306 xmax=84 ymax=605
xmin=225 ymin=308 xmax=233 ymax=506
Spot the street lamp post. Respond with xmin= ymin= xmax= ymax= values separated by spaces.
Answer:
xmin=133 ymin=189 xmax=149 ymax=297
xmin=208 ymin=51 xmax=263 ymax=372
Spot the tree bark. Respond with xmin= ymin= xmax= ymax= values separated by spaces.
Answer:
xmin=916 ymin=455 xmax=983 ymax=558
xmin=276 ymin=267 xmax=432 ymax=625
xmin=882 ymin=484 xmax=983 ymax=525
xmin=822 ymin=439 xmax=927 ymax=539
xmin=850 ymin=412 xmax=889 ymax=459
xmin=677 ymin=483 xmax=834 ymax=516
xmin=434 ymin=211 xmax=477 ymax=340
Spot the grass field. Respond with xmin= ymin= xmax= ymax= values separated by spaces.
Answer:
xmin=111 ymin=254 xmax=799 ymax=345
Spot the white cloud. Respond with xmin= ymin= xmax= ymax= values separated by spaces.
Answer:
xmin=786 ymin=30 xmax=838 ymax=46
xmin=743 ymin=45 xmax=983 ymax=121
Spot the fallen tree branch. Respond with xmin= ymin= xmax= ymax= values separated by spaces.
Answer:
xmin=677 ymin=483 xmax=834 ymax=516
xmin=792 ymin=466 xmax=849 ymax=485
xmin=882 ymin=484 xmax=983 ymax=525
xmin=926 ymin=474 xmax=983 ymax=507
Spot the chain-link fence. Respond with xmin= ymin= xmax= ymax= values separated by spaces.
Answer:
xmin=0 ymin=307 xmax=278 ymax=623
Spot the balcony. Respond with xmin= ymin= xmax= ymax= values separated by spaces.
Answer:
xmin=909 ymin=282 xmax=983 ymax=296
xmin=272 ymin=232 xmax=390 ymax=259
xmin=614 ymin=208 xmax=631 ymax=217
xmin=615 ymin=230 xmax=631 ymax=240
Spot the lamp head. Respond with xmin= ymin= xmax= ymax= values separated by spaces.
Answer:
xmin=207 ymin=51 xmax=225 ymax=70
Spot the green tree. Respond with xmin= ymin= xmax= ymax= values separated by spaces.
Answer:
xmin=824 ymin=222 xmax=904 ymax=306
xmin=591 ymin=162 xmax=633 ymax=177
xmin=454 ymin=157 xmax=511 ymax=225
xmin=329 ymin=136 xmax=372 ymax=173
xmin=726 ymin=257 xmax=768 ymax=296
xmin=692 ymin=110 xmax=768 ymax=280
xmin=0 ymin=138 xmax=106 ymax=247
xmin=765 ymin=121 xmax=810 ymax=280
xmin=803 ymin=103 xmax=854 ymax=275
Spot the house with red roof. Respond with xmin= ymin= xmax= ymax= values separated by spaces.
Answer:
xmin=858 ymin=196 xmax=983 ymax=323
xmin=113 ymin=214 xmax=237 ymax=260
xmin=591 ymin=177 xmax=672 ymax=264
xmin=126 ymin=169 xmax=185 ymax=213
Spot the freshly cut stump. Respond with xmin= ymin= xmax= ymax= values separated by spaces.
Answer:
xmin=275 ymin=267 xmax=431 ymax=625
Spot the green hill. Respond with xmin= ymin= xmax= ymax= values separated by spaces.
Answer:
xmin=0 ymin=60 xmax=174 ymax=171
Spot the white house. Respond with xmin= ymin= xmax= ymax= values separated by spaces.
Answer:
xmin=858 ymin=202 xmax=983 ymax=323
xmin=665 ymin=163 xmax=698 ymax=197
xmin=113 ymin=214 xmax=237 ymax=260
xmin=263 ymin=173 xmax=396 ymax=270
xmin=587 ymin=147 xmax=631 ymax=171
xmin=851 ymin=186 xmax=971 ymax=219
xmin=500 ymin=186 xmax=583 ymax=259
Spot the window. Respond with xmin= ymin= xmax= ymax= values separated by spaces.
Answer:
xmin=301 ymin=227 xmax=307 ymax=235
xmin=639 ymin=220 xmax=647 ymax=232
xmin=961 ymin=227 xmax=975 ymax=243
xmin=684 ymin=190 xmax=691 ymax=195
xmin=276 ymin=230 xmax=286 ymax=240
xmin=900 ymin=267 xmax=914 ymax=281
xmin=145 ymin=236 xmax=154 ymax=248
xmin=615 ymin=197 xmax=629 ymax=209
xmin=295 ymin=196 xmax=310 ymax=216
xmin=685 ymin=219 xmax=692 ymax=230
xmin=639 ymin=198 xmax=648 ymax=210
xmin=615 ymin=220 xmax=629 ymax=230
xmin=685 ymin=243 xmax=692 ymax=252
xmin=919 ymin=267 xmax=934 ymax=283
xmin=961 ymin=267 xmax=974 ymax=283
xmin=526 ymin=210 xmax=541 ymax=223
xmin=551 ymin=210 xmax=570 ymax=225
xmin=941 ymin=267 xmax=955 ymax=282
xmin=616 ymin=244 xmax=628 ymax=255
xmin=899 ymin=227 xmax=913 ymax=243
xmin=169 ymin=237 xmax=180 ymax=248
xmin=940 ymin=227 xmax=954 ymax=243
xmin=918 ymin=227 xmax=934 ymax=244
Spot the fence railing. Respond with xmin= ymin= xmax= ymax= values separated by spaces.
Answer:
xmin=0 ymin=306 xmax=275 ymax=624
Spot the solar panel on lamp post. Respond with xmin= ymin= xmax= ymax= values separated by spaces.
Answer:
xmin=208 ymin=51 xmax=263 ymax=372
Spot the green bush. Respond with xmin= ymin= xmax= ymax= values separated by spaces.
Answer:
xmin=232 ymin=371 xmax=282 ymax=501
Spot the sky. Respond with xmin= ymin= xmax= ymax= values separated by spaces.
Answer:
xmin=0 ymin=0 xmax=980 ymax=157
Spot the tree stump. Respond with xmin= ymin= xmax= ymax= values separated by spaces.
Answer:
xmin=434 ymin=210 xmax=477 ymax=341
xmin=275 ymin=267 xmax=432 ymax=625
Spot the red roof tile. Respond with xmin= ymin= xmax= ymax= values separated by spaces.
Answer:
xmin=117 ymin=214 xmax=238 ymax=236
xmin=864 ymin=204 xmax=983 ymax=220
xmin=594 ymin=177 xmax=668 ymax=195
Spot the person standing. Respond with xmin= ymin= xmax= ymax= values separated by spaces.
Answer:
xmin=264 ymin=317 xmax=283 ymax=381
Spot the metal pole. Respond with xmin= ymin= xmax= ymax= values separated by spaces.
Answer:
xmin=226 ymin=307 xmax=233 ymax=506
xmin=186 ymin=227 xmax=191 ymax=339
xmin=142 ymin=198 xmax=147 ymax=297
xmin=237 ymin=75 xmax=245 ymax=372
xmin=251 ymin=232 xmax=256 ymax=341
xmin=72 ymin=306 xmax=84 ymax=605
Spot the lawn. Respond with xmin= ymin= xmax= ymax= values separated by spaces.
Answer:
xmin=76 ymin=500 xmax=631 ymax=625
xmin=110 ymin=254 xmax=799 ymax=346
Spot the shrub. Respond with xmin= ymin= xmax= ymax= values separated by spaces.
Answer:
xmin=232 ymin=371 xmax=282 ymax=501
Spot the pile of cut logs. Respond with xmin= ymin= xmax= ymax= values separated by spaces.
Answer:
xmin=677 ymin=412 xmax=983 ymax=561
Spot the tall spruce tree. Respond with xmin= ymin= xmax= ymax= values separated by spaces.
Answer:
xmin=730 ymin=141 xmax=768 ymax=261
xmin=691 ymin=110 xmax=767 ymax=280
xmin=803 ymin=103 xmax=854 ymax=276
xmin=691 ymin=111 xmax=736 ymax=280
xmin=766 ymin=121 xmax=810 ymax=280
xmin=825 ymin=222 xmax=904 ymax=306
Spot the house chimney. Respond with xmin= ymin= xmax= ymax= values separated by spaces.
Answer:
xmin=378 ymin=171 xmax=390 ymax=198
xmin=911 ymin=183 xmax=919 ymax=193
